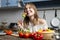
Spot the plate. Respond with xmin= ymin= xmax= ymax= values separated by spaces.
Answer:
xmin=51 ymin=18 xmax=60 ymax=27
xmin=0 ymin=32 xmax=6 ymax=35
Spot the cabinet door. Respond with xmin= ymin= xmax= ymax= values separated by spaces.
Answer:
xmin=0 ymin=0 xmax=1 ymax=7
xmin=23 ymin=0 xmax=40 ymax=2
xmin=1 ymin=0 xmax=7 ymax=7
xmin=23 ymin=0 xmax=48 ymax=3
xmin=8 ymin=0 xmax=18 ymax=7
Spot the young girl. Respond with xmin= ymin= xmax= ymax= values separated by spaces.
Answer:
xmin=18 ymin=3 xmax=48 ymax=33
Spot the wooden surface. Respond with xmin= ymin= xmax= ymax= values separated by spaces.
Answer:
xmin=0 ymin=35 xmax=33 ymax=40
xmin=0 ymin=31 xmax=55 ymax=40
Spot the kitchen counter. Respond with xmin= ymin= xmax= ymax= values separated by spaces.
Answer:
xmin=0 ymin=33 xmax=56 ymax=40
xmin=0 ymin=35 xmax=33 ymax=40
xmin=0 ymin=30 xmax=56 ymax=40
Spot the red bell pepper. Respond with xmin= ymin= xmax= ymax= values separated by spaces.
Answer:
xmin=33 ymin=32 xmax=43 ymax=40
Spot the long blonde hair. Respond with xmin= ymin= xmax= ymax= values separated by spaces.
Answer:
xmin=23 ymin=3 xmax=39 ymax=27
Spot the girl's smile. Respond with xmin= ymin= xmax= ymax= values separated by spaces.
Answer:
xmin=25 ymin=5 xmax=35 ymax=16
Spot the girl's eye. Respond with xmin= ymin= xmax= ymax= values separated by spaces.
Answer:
xmin=25 ymin=8 xmax=27 ymax=10
xmin=29 ymin=7 xmax=31 ymax=9
xmin=24 ymin=8 xmax=27 ymax=12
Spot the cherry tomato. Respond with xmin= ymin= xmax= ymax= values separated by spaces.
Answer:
xmin=4 ymin=30 xmax=12 ymax=35
xmin=23 ymin=32 xmax=30 ymax=38
xmin=19 ymin=32 xmax=24 ymax=38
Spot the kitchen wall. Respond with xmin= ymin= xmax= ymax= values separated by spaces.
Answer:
xmin=0 ymin=0 xmax=1 ymax=7
xmin=38 ymin=10 xmax=60 ymax=28
xmin=0 ymin=9 xmax=60 ymax=28
xmin=0 ymin=9 xmax=23 ymax=25
xmin=38 ymin=10 xmax=55 ymax=27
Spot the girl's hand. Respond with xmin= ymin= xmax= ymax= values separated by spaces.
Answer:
xmin=18 ymin=20 xmax=22 ymax=26
xmin=17 ymin=20 xmax=24 ymax=30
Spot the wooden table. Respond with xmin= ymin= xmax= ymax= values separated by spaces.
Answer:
xmin=0 ymin=35 xmax=33 ymax=40
xmin=0 ymin=30 xmax=55 ymax=40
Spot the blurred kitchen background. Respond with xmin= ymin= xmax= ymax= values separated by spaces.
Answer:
xmin=0 ymin=0 xmax=60 ymax=30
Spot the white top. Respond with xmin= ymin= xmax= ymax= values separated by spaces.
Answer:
xmin=23 ymin=22 xmax=48 ymax=33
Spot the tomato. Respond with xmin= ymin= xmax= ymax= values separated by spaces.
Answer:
xmin=23 ymin=32 xmax=30 ymax=38
xmin=4 ymin=29 xmax=7 ymax=32
xmin=33 ymin=32 xmax=43 ymax=40
xmin=19 ymin=32 xmax=24 ymax=38
xmin=29 ymin=33 xmax=34 ymax=38
xmin=4 ymin=30 xmax=12 ymax=35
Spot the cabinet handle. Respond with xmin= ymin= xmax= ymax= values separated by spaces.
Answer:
xmin=6 ymin=3 xmax=10 ymax=5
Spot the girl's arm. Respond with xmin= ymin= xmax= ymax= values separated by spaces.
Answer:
xmin=17 ymin=20 xmax=28 ymax=31
xmin=39 ymin=19 xmax=48 ymax=30
xmin=41 ymin=19 xmax=48 ymax=30
xmin=17 ymin=20 xmax=24 ymax=30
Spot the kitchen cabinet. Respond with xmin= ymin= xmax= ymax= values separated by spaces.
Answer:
xmin=0 ymin=0 xmax=1 ymax=7
xmin=1 ymin=0 xmax=7 ymax=7
xmin=23 ymin=0 xmax=40 ymax=2
xmin=8 ymin=0 xmax=18 ymax=7
xmin=1 ymin=0 xmax=22 ymax=8
xmin=22 ymin=0 xmax=49 ymax=3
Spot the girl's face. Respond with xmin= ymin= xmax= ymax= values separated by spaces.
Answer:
xmin=25 ymin=5 xmax=35 ymax=17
